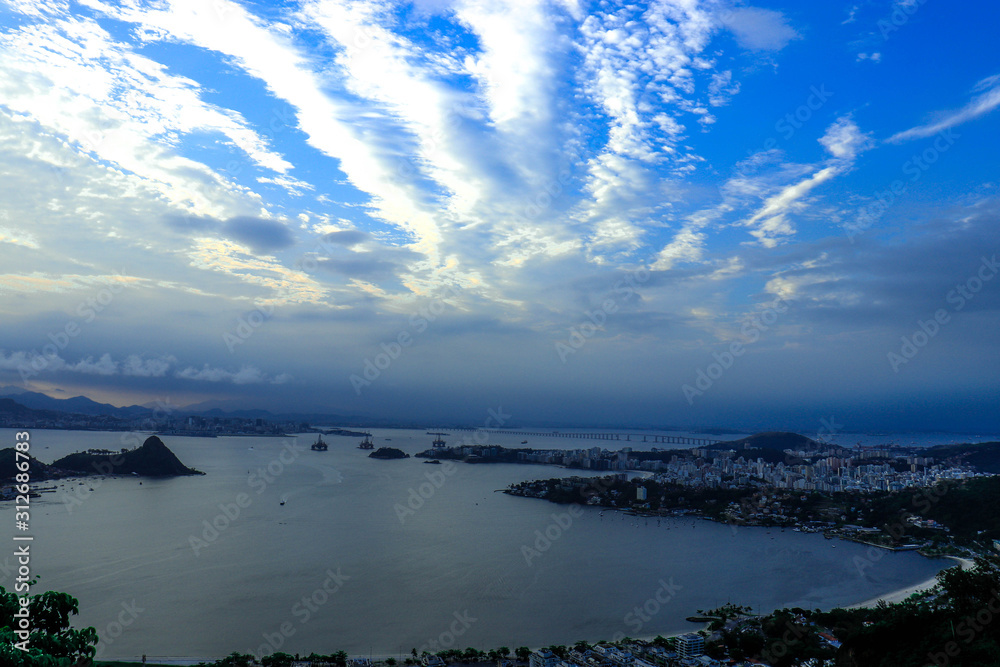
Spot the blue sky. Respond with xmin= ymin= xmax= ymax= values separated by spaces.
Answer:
xmin=1 ymin=0 xmax=998 ymax=431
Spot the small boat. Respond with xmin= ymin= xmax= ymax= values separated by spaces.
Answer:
xmin=521 ymin=440 xmax=528 ymax=444
xmin=280 ymin=497 xmax=286 ymax=506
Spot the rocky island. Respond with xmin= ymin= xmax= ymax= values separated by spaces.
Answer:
xmin=368 ymin=447 xmax=409 ymax=460
xmin=52 ymin=435 xmax=203 ymax=476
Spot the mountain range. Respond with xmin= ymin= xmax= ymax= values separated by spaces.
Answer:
xmin=0 ymin=386 xmax=355 ymax=423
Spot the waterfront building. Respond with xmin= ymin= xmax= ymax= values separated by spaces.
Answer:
xmin=530 ymin=649 xmax=559 ymax=667
xmin=676 ymin=634 xmax=704 ymax=659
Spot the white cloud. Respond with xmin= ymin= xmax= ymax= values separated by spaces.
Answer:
xmin=175 ymin=365 xmax=233 ymax=383
xmin=187 ymin=238 xmax=327 ymax=305
xmin=742 ymin=166 xmax=838 ymax=247
xmin=653 ymin=225 xmax=708 ymax=269
xmin=819 ymin=116 xmax=874 ymax=161
xmin=0 ymin=271 xmax=140 ymax=295
xmin=0 ymin=350 xmax=37 ymax=371
xmin=0 ymin=12 xmax=291 ymax=220
xmin=0 ymin=350 xmax=167 ymax=377
xmin=257 ymin=175 xmax=315 ymax=196
xmin=175 ymin=363 xmax=288 ymax=385
xmin=708 ymin=70 xmax=741 ymax=107
xmin=68 ymin=353 xmax=118 ymax=375
xmin=735 ymin=116 xmax=870 ymax=247
xmin=720 ymin=7 xmax=800 ymax=51
xmin=79 ymin=0 xmax=461 ymax=274
xmin=889 ymin=74 xmax=1000 ymax=142
xmin=0 ymin=226 xmax=40 ymax=249
xmin=572 ymin=0 xmax=725 ymax=258
xmin=122 ymin=354 xmax=173 ymax=377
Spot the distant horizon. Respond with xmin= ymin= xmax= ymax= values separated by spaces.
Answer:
xmin=3 ymin=384 xmax=999 ymax=438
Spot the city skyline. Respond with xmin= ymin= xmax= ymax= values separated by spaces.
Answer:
xmin=1 ymin=0 xmax=999 ymax=431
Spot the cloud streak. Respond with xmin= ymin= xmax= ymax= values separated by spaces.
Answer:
xmin=889 ymin=74 xmax=1000 ymax=142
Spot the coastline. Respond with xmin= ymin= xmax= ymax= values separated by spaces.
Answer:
xmin=847 ymin=555 xmax=974 ymax=609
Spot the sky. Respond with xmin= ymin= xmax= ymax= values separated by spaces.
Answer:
xmin=0 ymin=0 xmax=999 ymax=432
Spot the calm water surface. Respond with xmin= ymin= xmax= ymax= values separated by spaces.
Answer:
xmin=0 ymin=428 xmax=956 ymax=661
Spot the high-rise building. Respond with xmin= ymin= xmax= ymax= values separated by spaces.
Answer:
xmin=676 ymin=633 xmax=704 ymax=658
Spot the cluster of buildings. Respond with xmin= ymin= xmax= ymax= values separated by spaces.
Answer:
xmin=499 ymin=442 xmax=986 ymax=494
xmin=0 ymin=411 xmax=123 ymax=431
xmin=152 ymin=415 xmax=300 ymax=436
xmin=644 ymin=452 xmax=985 ymax=494
xmin=0 ymin=408 xmax=303 ymax=436
xmin=528 ymin=636 xmax=713 ymax=667
xmin=516 ymin=447 xmax=636 ymax=470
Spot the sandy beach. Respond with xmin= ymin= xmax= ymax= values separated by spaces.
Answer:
xmin=848 ymin=556 xmax=975 ymax=609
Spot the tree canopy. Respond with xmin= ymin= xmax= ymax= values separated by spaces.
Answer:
xmin=0 ymin=585 xmax=98 ymax=666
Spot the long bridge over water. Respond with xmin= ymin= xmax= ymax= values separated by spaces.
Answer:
xmin=450 ymin=428 xmax=722 ymax=447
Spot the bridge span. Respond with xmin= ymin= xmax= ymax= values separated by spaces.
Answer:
xmin=450 ymin=428 xmax=723 ymax=447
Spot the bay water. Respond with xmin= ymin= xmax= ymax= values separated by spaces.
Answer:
xmin=0 ymin=428 xmax=953 ymax=661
